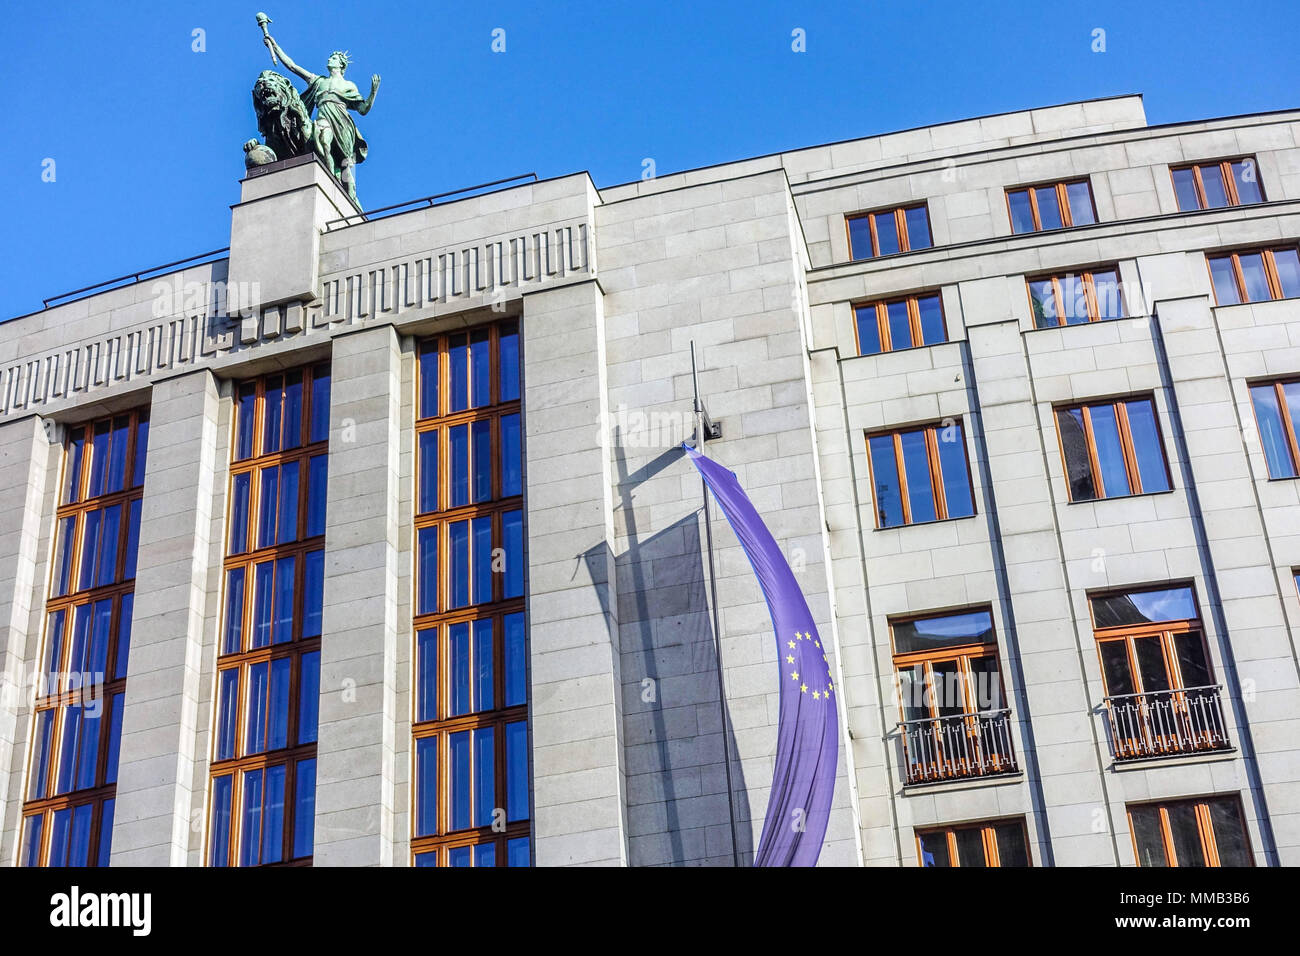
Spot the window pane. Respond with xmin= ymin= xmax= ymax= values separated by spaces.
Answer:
xmin=1134 ymin=636 xmax=1171 ymax=693
xmin=277 ymin=459 xmax=300 ymax=545
xmin=898 ymin=430 xmax=936 ymax=523
xmin=261 ymin=765 xmax=286 ymax=864
xmin=904 ymin=206 xmax=932 ymax=250
xmin=1099 ymin=641 xmax=1136 ymax=697
xmin=449 ymin=334 xmax=469 ymax=413
xmin=223 ymin=567 xmax=245 ymax=655
xmin=273 ymin=556 xmax=295 ymax=644
xmin=87 ymin=599 xmax=112 ymax=676
xmin=1199 ymin=164 xmax=1229 ymax=208
xmin=1238 ymin=253 xmax=1271 ymax=302
xmin=449 ymin=521 xmax=470 ymax=609
xmin=216 ymin=668 xmax=239 ymax=761
xmin=470 ymin=329 xmax=491 ymax=408
xmin=263 ymin=376 xmax=284 ymax=455
xmin=49 ymin=808 xmax=70 ymax=866
xmin=1167 ymin=802 xmax=1206 ymax=867
xmin=96 ymin=503 xmax=121 ymax=587
xmin=1130 ymin=805 xmax=1167 ymax=866
xmin=449 ymin=846 xmax=471 ymax=867
xmin=246 ymin=661 xmax=269 ymax=754
xmin=22 ymin=814 xmax=44 ymax=867
xmin=306 ymin=454 xmax=327 ymax=537
xmin=916 ymin=295 xmax=945 ymax=345
xmin=104 ymin=692 xmax=124 ymax=784
xmin=893 ymin=610 xmax=994 ymax=654
xmin=502 ymin=413 xmax=522 ymax=498
xmin=936 ymin=422 xmax=974 ymax=519
xmin=87 ymin=420 xmax=110 ymax=497
xmin=303 ymin=549 xmax=324 ymax=639
xmin=310 ymin=365 xmax=331 ymax=443
xmin=1059 ymin=275 xmax=1087 ymax=324
xmin=1092 ymin=269 xmax=1123 ymax=320
xmin=507 ymin=720 xmax=528 ymax=821
xmin=417 ymin=526 xmax=438 ymax=615
xmin=855 ymin=305 xmax=882 ymax=355
xmin=507 ymin=836 xmax=530 ymax=867
xmin=1091 ymin=587 xmax=1197 ymax=628
xmin=1007 ymin=189 xmax=1035 ymax=234
xmin=28 ymin=709 xmax=55 ymax=799
xmin=283 ymin=371 xmax=304 ymax=451
xmin=235 ymin=383 xmax=257 ymax=460
xmin=475 ymin=842 xmax=496 ymax=867
xmin=417 ymin=628 xmax=437 ymax=722
xmin=107 ymin=416 xmax=130 ymax=494
xmin=418 ymin=345 xmax=439 ymax=419
xmin=471 ymin=420 xmax=492 ymax=502
xmin=504 ymin=612 xmax=527 ymax=707
xmin=77 ymin=705 xmax=101 ymax=790
xmin=474 ymin=619 xmax=495 ymax=711
xmin=44 ymin=609 xmax=66 ymax=688
xmin=886 ymin=300 xmax=912 ymax=350
xmin=450 ymin=731 xmax=470 ymax=830
xmin=930 ymin=660 xmax=963 ymax=717
xmin=69 ymin=803 xmax=94 ymax=867
xmin=968 ymin=655 xmax=1002 ymax=710
xmin=847 ymin=216 xmax=873 ymax=260
xmin=229 ymin=472 xmax=250 ymax=554
xmin=868 ymin=434 xmax=904 ymax=528
xmin=296 ymin=652 xmax=325 ymax=746
xmin=258 ymin=465 xmax=279 ymax=549
xmin=52 ymin=516 xmax=76 ymax=597
xmin=1066 ymin=181 xmax=1095 ymax=225
xmin=503 ymin=511 xmax=524 ymax=598
xmin=1173 ymin=633 xmax=1212 ymax=689
xmin=872 ymin=211 xmax=900 ymax=256
xmin=897 ymin=663 xmax=926 ymax=722
xmin=450 ymin=621 xmax=471 ymax=717
xmin=1208 ymin=799 xmax=1251 ymax=866
xmin=78 ymin=509 xmax=100 ymax=591
xmin=1230 ymin=160 xmax=1263 ymax=204
xmin=241 ymin=768 xmax=264 ymax=866
xmin=1172 ymin=167 xmax=1201 ymax=211
xmin=123 ymin=498 xmax=141 ymax=581
xmin=209 ymin=775 xmax=233 ymax=866
xmin=1248 ymin=384 xmax=1296 ymax=478
xmin=115 ymin=593 xmax=133 ymax=680
xmin=268 ymin=657 xmax=291 ymax=750
xmin=418 ymin=430 xmax=438 ymax=514
xmin=63 ymin=431 xmax=85 ymax=504
xmin=1124 ymin=400 xmax=1170 ymax=493
xmin=1088 ymin=404 xmax=1131 ymax=497
xmin=474 ymin=727 xmax=495 ymax=828
xmin=416 ymin=736 xmax=438 ymax=837
xmin=414 ymin=851 xmax=437 ymax=867
xmin=449 ymin=424 xmax=469 ymax=507
xmin=1273 ymin=248 xmax=1300 ymax=299
xmin=293 ymin=759 xmax=316 ymax=859
xmin=97 ymin=797 xmax=115 ymax=866
xmin=472 ymin=516 xmax=493 ymax=604
xmin=918 ymin=831 xmax=951 ymax=867
xmin=1034 ymin=186 xmax=1063 ymax=230
xmin=1208 ymin=256 xmax=1241 ymax=305
xmin=499 ymin=322 xmax=520 ymax=403
xmin=954 ymin=826 xmax=987 ymax=866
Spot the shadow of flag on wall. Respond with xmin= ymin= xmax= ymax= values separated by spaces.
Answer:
xmin=685 ymin=445 xmax=838 ymax=866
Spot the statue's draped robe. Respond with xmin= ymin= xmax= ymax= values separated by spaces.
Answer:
xmin=301 ymin=76 xmax=368 ymax=169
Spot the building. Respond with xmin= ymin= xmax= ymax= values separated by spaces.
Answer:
xmin=2 ymin=93 xmax=1299 ymax=867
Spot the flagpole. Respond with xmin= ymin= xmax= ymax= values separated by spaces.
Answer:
xmin=691 ymin=341 xmax=742 ymax=867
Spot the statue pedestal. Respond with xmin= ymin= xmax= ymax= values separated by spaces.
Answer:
xmin=227 ymin=152 xmax=361 ymax=312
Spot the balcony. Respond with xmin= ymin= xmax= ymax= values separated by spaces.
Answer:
xmin=1103 ymin=686 xmax=1232 ymax=761
xmin=898 ymin=709 xmax=1019 ymax=785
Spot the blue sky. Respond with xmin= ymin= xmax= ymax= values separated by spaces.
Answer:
xmin=6 ymin=0 xmax=1299 ymax=319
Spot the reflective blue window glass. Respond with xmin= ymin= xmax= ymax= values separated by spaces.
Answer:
xmin=936 ymin=423 xmax=974 ymax=519
xmin=855 ymin=305 xmax=882 ymax=355
xmin=210 ymin=775 xmax=233 ymax=866
xmin=229 ymin=472 xmax=251 ymax=554
xmin=418 ymin=430 xmax=438 ymax=514
xmin=1088 ymin=404 xmax=1132 ymax=497
xmin=123 ymin=498 xmax=141 ymax=581
xmin=268 ymin=657 xmax=291 ymax=750
xmin=263 ymin=376 xmax=284 ymax=455
xmin=241 ymin=768 xmax=264 ymax=867
xmin=471 ymin=420 xmax=491 ymax=502
xmin=899 ymin=430 xmax=936 ymax=523
xmin=502 ymin=413 xmax=521 ymax=498
xmin=450 ymin=730 xmax=471 ymax=830
xmin=78 ymin=509 xmax=100 ymax=591
xmin=886 ymin=300 xmax=911 ymax=350
xmin=277 ymin=459 xmax=300 ymax=544
xmin=474 ymin=728 xmax=495 ymax=828
xmin=68 ymin=803 xmax=94 ymax=866
xmin=475 ymin=843 xmax=496 ymax=867
xmin=449 ymin=846 xmax=471 ymax=867
xmin=1007 ymin=189 xmax=1035 ymax=234
xmin=293 ymin=759 xmax=316 ymax=859
xmin=104 ymin=692 xmax=124 ymax=784
xmin=507 ymin=836 xmax=530 ymax=867
xmin=310 ymin=365 xmax=331 ymax=444
xmin=504 ymin=612 xmax=526 ymax=707
xmin=95 ymin=504 xmax=121 ymax=587
xmin=917 ymin=295 xmax=946 ymax=345
xmin=503 ymin=511 xmax=523 ymax=598
xmin=449 ymin=334 xmax=469 ymax=412
xmin=223 ymin=568 xmax=245 ymax=654
xmin=303 ymin=549 xmax=324 ymax=639
xmin=449 ymin=521 xmax=470 ymax=608
xmin=506 ymin=720 xmax=528 ymax=822
xmin=22 ymin=814 xmax=43 ymax=866
xmin=272 ymin=555 xmax=295 ymax=644
xmin=847 ymin=216 xmax=874 ymax=260
xmin=470 ymin=329 xmax=491 ymax=408
xmin=472 ymin=516 xmax=492 ymax=604
xmin=282 ymin=370 xmax=303 ymax=451
xmin=1066 ymin=181 xmax=1096 ymax=225
xmin=97 ymin=797 xmax=115 ymax=866
xmin=868 ymin=435 xmax=903 ymax=528
xmin=416 ymin=737 xmax=437 ymax=837
xmin=115 ymin=593 xmax=133 ymax=680
xmin=416 ymin=627 xmax=437 ymax=722
xmin=449 ymin=424 xmax=469 ymax=507
xmin=450 ymin=622 xmax=471 ymax=717
xmin=261 ymin=764 xmax=286 ymax=864
xmin=474 ymin=619 xmax=494 ymax=712
xmin=235 ymin=383 xmax=257 ymax=460
xmin=417 ymin=526 xmax=438 ymax=615
xmin=298 ymin=651 xmax=320 ymax=745
xmin=904 ymin=206 xmax=932 ymax=250
xmin=245 ymin=662 xmax=269 ymax=755
xmin=499 ymin=323 xmax=520 ymax=402
xmin=258 ymin=465 xmax=279 ymax=549
xmin=419 ymin=345 xmax=440 ymax=419
xmin=1125 ymin=400 xmax=1171 ymax=494
xmin=1250 ymin=384 xmax=1298 ymax=479
xmin=216 ymin=668 xmax=239 ymax=761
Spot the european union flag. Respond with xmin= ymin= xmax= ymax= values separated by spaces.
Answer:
xmin=685 ymin=445 xmax=838 ymax=866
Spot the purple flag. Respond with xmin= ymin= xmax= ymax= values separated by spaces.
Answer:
xmin=685 ymin=445 xmax=838 ymax=866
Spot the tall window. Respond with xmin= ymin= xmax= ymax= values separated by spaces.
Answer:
xmin=1248 ymin=379 xmax=1300 ymax=479
xmin=22 ymin=411 xmax=149 ymax=866
xmin=917 ymin=818 xmax=1030 ymax=867
xmin=854 ymin=291 xmax=947 ymax=355
xmin=1091 ymin=586 xmax=1229 ymax=760
xmin=209 ymin=365 xmax=330 ymax=866
xmin=1172 ymin=158 xmax=1264 ymax=211
xmin=1129 ymin=796 xmax=1252 ymax=867
xmin=1208 ymin=246 xmax=1300 ymax=305
xmin=1055 ymin=397 xmax=1171 ymax=501
xmin=847 ymin=204 xmax=933 ymax=260
xmin=867 ymin=420 xmax=975 ymax=528
xmin=1006 ymin=179 xmax=1096 ymax=234
xmin=413 ymin=321 xmax=530 ymax=867
xmin=1027 ymin=266 xmax=1124 ymax=328
xmin=892 ymin=608 xmax=1016 ymax=784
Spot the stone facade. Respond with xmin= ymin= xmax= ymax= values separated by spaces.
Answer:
xmin=2 ymin=94 xmax=1299 ymax=865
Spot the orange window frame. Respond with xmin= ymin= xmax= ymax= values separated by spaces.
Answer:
xmin=1128 ymin=797 xmax=1253 ymax=867
xmin=846 ymin=204 xmax=931 ymax=260
xmin=852 ymin=292 xmax=948 ymax=354
xmin=412 ymin=321 xmax=529 ymax=867
xmin=1248 ymin=379 xmax=1300 ymax=477
xmin=208 ymin=364 xmax=329 ymax=867
xmin=1207 ymin=246 xmax=1298 ymax=305
xmin=1055 ymin=397 xmax=1171 ymax=501
xmin=1093 ymin=619 xmax=1213 ymax=697
xmin=865 ymin=421 xmax=975 ymax=528
xmin=22 ymin=410 xmax=149 ymax=867
xmin=1026 ymin=267 xmax=1124 ymax=327
xmin=890 ymin=639 xmax=1006 ymax=721
xmin=1005 ymin=179 xmax=1096 ymax=232
xmin=915 ymin=818 xmax=1032 ymax=867
xmin=1170 ymin=157 xmax=1263 ymax=210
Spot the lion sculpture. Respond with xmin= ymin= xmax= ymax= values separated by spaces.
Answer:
xmin=250 ymin=70 xmax=314 ymax=165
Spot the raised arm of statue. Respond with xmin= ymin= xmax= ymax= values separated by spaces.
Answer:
xmin=265 ymin=36 xmax=314 ymax=82
xmin=357 ymin=74 xmax=381 ymax=116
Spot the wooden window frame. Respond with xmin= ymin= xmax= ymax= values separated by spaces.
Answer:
xmin=852 ymin=291 xmax=948 ymax=355
xmin=1026 ymin=265 xmax=1125 ymax=328
xmin=208 ymin=365 xmax=329 ymax=868
xmin=1207 ymin=246 xmax=1300 ymax=305
xmin=413 ymin=321 xmax=529 ymax=866
xmin=1170 ymin=157 xmax=1264 ymax=211
xmin=1128 ymin=796 xmax=1253 ymax=867
xmin=915 ymin=818 xmax=1032 ymax=867
xmin=1249 ymin=379 xmax=1300 ymax=478
xmin=22 ymin=410 xmax=148 ymax=867
xmin=1054 ymin=396 xmax=1172 ymax=501
xmin=864 ymin=420 xmax=976 ymax=528
xmin=845 ymin=203 xmax=932 ymax=260
xmin=1005 ymin=178 xmax=1096 ymax=233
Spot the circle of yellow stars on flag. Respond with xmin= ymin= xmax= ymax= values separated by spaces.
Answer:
xmin=786 ymin=631 xmax=833 ymax=702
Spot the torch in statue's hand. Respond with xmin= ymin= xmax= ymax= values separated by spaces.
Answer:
xmin=255 ymin=12 xmax=280 ymax=65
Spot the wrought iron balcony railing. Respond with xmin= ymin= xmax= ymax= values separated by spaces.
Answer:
xmin=1104 ymin=685 xmax=1231 ymax=761
xmin=898 ymin=708 xmax=1019 ymax=785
